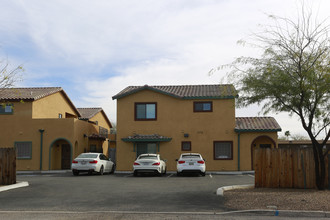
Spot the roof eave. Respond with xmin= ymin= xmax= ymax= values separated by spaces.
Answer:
xmin=235 ymin=128 xmax=282 ymax=133
xmin=122 ymin=138 xmax=172 ymax=142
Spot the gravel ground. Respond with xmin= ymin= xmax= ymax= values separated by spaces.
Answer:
xmin=224 ymin=188 xmax=330 ymax=211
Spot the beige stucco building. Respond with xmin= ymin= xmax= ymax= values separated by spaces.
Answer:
xmin=112 ymin=84 xmax=281 ymax=172
xmin=0 ymin=87 xmax=113 ymax=171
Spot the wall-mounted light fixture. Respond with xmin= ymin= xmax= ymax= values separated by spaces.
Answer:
xmin=184 ymin=133 xmax=189 ymax=138
xmin=83 ymin=134 xmax=87 ymax=138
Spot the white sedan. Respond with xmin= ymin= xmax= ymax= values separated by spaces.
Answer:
xmin=133 ymin=154 xmax=167 ymax=176
xmin=72 ymin=153 xmax=115 ymax=176
xmin=176 ymin=153 xmax=206 ymax=176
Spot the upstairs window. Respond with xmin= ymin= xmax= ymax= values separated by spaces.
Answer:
xmin=0 ymin=104 xmax=14 ymax=114
xmin=135 ymin=103 xmax=157 ymax=120
xmin=194 ymin=101 xmax=212 ymax=112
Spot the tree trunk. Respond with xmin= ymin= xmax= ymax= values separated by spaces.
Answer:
xmin=312 ymin=142 xmax=326 ymax=190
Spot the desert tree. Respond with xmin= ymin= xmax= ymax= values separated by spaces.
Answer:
xmin=0 ymin=58 xmax=23 ymax=90
xmin=211 ymin=5 xmax=329 ymax=189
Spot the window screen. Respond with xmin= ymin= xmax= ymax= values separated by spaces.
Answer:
xmin=214 ymin=141 xmax=233 ymax=160
xmin=15 ymin=142 xmax=32 ymax=159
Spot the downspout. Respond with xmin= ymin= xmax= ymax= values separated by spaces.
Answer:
xmin=237 ymin=132 xmax=241 ymax=171
xmin=39 ymin=129 xmax=45 ymax=171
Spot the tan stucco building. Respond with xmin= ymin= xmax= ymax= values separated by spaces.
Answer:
xmin=0 ymin=87 xmax=113 ymax=171
xmin=112 ymin=84 xmax=281 ymax=172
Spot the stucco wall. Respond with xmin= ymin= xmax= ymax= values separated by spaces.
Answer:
xmin=238 ymin=132 xmax=278 ymax=170
xmin=32 ymin=92 xmax=78 ymax=119
xmin=0 ymin=98 xmax=111 ymax=171
xmin=90 ymin=111 xmax=111 ymax=131
xmin=116 ymin=89 xmax=239 ymax=171
xmin=115 ymin=89 xmax=279 ymax=172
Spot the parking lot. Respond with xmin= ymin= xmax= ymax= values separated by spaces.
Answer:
xmin=0 ymin=172 xmax=254 ymax=213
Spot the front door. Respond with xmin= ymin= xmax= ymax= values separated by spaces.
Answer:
xmin=61 ymin=144 xmax=71 ymax=169
xmin=136 ymin=143 xmax=157 ymax=157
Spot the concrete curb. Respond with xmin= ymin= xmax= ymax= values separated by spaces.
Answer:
xmin=216 ymin=184 xmax=254 ymax=196
xmin=17 ymin=170 xmax=72 ymax=175
xmin=218 ymin=209 xmax=330 ymax=218
xmin=0 ymin=181 xmax=29 ymax=193
xmin=115 ymin=171 xmax=255 ymax=175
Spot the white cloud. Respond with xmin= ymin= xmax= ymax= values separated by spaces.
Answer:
xmin=1 ymin=0 xmax=329 ymax=138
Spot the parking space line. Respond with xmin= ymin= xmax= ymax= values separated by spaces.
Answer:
xmin=167 ymin=174 xmax=174 ymax=178
xmin=248 ymin=174 xmax=255 ymax=178
xmin=209 ymin=174 xmax=213 ymax=178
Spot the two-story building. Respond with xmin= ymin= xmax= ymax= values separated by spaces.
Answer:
xmin=0 ymin=87 xmax=112 ymax=171
xmin=112 ymin=84 xmax=281 ymax=171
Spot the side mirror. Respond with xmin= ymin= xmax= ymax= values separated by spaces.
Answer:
xmin=175 ymin=159 xmax=178 ymax=161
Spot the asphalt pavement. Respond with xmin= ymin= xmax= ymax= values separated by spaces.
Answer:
xmin=0 ymin=172 xmax=329 ymax=219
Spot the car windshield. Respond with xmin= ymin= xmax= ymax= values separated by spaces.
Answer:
xmin=138 ymin=155 xmax=157 ymax=160
xmin=182 ymin=155 xmax=201 ymax=159
xmin=77 ymin=154 xmax=98 ymax=159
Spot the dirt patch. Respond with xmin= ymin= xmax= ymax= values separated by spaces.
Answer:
xmin=224 ymin=188 xmax=330 ymax=211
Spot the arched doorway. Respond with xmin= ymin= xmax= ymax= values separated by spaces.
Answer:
xmin=250 ymin=135 xmax=276 ymax=170
xmin=49 ymin=138 xmax=73 ymax=170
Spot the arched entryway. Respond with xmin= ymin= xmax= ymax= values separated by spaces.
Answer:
xmin=250 ymin=135 xmax=276 ymax=170
xmin=49 ymin=138 xmax=73 ymax=170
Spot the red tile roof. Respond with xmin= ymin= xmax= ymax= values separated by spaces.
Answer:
xmin=235 ymin=117 xmax=281 ymax=132
xmin=122 ymin=134 xmax=172 ymax=142
xmin=0 ymin=87 xmax=63 ymax=101
xmin=0 ymin=87 xmax=81 ymax=117
xmin=77 ymin=107 xmax=112 ymax=128
xmin=112 ymin=84 xmax=238 ymax=100
xmin=77 ymin=108 xmax=102 ymax=120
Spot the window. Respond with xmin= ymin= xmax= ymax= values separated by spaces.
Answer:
xmin=90 ymin=145 xmax=97 ymax=152
xmin=194 ymin=101 xmax=212 ymax=112
xmin=136 ymin=143 xmax=157 ymax=157
xmin=0 ymin=104 xmax=13 ymax=114
xmin=15 ymin=142 xmax=32 ymax=159
xmin=135 ymin=103 xmax=157 ymax=120
xmin=214 ymin=141 xmax=233 ymax=160
xmin=58 ymin=113 xmax=62 ymax=118
xmin=181 ymin=141 xmax=191 ymax=151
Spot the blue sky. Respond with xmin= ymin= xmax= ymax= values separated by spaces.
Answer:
xmin=1 ymin=0 xmax=329 ymax=138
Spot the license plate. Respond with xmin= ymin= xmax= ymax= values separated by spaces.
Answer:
xmin=142 ymin=162 xmax=149 ymax=165
xmin=81 ymin=161 xmax=86 ymax=165
xmin=189 ymin=162 xmax=194 ymax=165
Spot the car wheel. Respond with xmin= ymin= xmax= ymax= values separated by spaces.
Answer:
xmin=99 ymin=166 xmax=104 ymax=175
xmin=177 ymin=171 xmax=181 ymax=177
xmin=201 ymin=172 xmax=206 ymax=176
xmin=110 ymin=164 xmax=116 ymax=174
xmin=133 ymin=170 xmax=138 ymax=177
xmin=72 ymin=170 xmax=79 ymax=176
xmin=163 ymin=167 xmax=167 ymax=175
